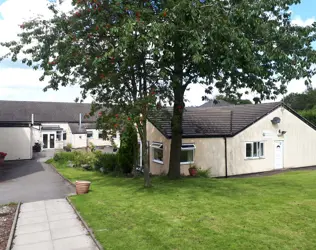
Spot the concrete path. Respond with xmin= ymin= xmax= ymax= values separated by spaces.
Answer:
xmin=0 ymin=151 xmax=75 ymax=205
xmin=12 ymin=199 xmax=99 ymax=250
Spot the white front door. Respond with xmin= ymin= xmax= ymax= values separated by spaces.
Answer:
xmin=274 ymin=141 xmax=284 ymax=170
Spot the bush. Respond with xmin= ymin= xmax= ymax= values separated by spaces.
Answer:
xmin=63 ymin=143 xmax=72 ymax=152
xmin=118 ymin=124 xmax=138 ymax=174
xmin=53 ymin=151 xmax=96 ymax=169
xmin=94 ymin=152 xmax=119 ymax=173
xmin=197 ymin=168 xmax=211 ymax=178
xmin=53 ymin=152 xmax=75 ymax=162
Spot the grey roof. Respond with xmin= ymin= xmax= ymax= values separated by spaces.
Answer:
xmin=68 ymin=123 xmax=87 ymax=134
xmin=0 ymin=100 xmax=95 ymax=123
xmin=149 ymin=102 xmax=283 ymax=138
xmin=200 ymin=99 xmax=233 ymax=107
xmin=41 ymin=125 xmax=63 ymax=131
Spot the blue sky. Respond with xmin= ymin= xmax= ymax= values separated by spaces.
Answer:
xmin=291 ymin=0 xmax=316 ymax=19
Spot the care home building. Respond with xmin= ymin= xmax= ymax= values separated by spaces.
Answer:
xmin=0 ymin=100 xmax=120 ymax=161
xmin=147 ymin=102 xmax=316 ymax=177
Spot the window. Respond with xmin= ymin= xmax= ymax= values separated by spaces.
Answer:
xmin=87 ymin=131 xmax=93 ymax=138
xmin=99 ymin=132 xmax=103 ymax=139
xmin=245 ymin=142 xmax=264 ymax=159
xmin=56 ymin=131 xmax=62 ymax=141
xmin=151 ymin=142 xmax=163 ymax=164
xmin=63 ymin=131 xmax=67 ymax=140
xmin=180 ymin=144 xmax=196 ymax=164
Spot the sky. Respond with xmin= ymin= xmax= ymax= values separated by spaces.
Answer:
xmin=0 ymin=0 xmax=315 ymax=106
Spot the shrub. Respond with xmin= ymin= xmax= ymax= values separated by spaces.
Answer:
xmin=72 ymin=151 xmax=96 ymax=168
xmin=94 ymin=152 xmax=119 ymax=173
xmin=53 ymin=152 xmax=75 ymax=162
xmin=118 ymin=124 xmax=138 ymax=174
xmin=197 ymin=168 xmax=211 ymax=178
xmin=64 ymin=143 xmax=72 ymax=152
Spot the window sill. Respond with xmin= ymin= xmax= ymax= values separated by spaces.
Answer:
xmin=153 ymin=160 xmax=164 ymax=165
xmin=180 ymin=162 xmax=194 ymax=165
xmin=245 ymin=157 xmax=265 ymax=160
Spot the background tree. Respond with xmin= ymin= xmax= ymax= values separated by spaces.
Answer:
xmin=148 ymin=0 xmax=316 ymax=178
xmin=216 ymin=95 xmax=252 ymax=105
xmin=283 ymin=88 xmax=316 ymax=111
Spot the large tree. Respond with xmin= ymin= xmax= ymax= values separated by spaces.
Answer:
xmin=2 ymin=0 xmax=316 ymax=181
xmin=148 ymin=0 xmax=316 ymax=178
xmin=0 ymin=0 xmax=168 ymax=187
xmin=283 ymin=88 xmax=316 ymax=111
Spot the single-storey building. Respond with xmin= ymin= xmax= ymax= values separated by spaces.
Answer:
xmin=0 ymin=100 xmax=120 ymax=161
xmin=147 ymin=102 xmax=316 ymax=177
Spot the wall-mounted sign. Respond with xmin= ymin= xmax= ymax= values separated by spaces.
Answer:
xmin=263 ymin=130 xmax=274 ymax=138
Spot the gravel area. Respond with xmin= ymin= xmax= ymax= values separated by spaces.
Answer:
xmin=0 ymin=204 xmax=17 ymax=250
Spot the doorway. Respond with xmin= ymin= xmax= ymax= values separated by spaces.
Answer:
xmin=274 ymin=141 xmax=284 ymax=170
xmin=43 ymin=133 xmax=55 ymax=149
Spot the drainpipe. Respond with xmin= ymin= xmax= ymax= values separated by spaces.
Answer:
xmin=31 ymin=114 xmax=34 ymax=126
xmin=224 ymin=137 xmax=228 ymax=178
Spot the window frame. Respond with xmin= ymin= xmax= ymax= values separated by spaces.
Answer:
xmin=151 ymin=142 xmax=164 ymax=164
xmin=180 ymin=144 xmax=196 ymax=165
xmin=245 ymin=141 xmax=265 ymax=159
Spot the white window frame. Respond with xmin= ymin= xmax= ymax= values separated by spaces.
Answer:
xmin=151 ymin=142 xmax=164 ymax=164
xmin=180 ymin=144 xmax=196 ymax=165
xmin=245 ymin=141 xmax=265 ymax=159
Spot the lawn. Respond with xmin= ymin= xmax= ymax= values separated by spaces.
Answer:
xmin=52 ymin=161 xmax=316 ymax=250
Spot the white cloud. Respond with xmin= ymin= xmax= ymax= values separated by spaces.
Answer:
xmin=291 ymin=15 xmax=315 ymax=27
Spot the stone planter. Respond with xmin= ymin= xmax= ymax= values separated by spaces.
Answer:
xmin=75 ymin=181 xmax=91 ymax=195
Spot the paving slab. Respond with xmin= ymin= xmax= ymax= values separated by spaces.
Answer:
xmin=11 ymin=198 xmax=99 ymax=250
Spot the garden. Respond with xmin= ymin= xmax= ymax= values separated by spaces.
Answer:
xmin=49 ymin=151 xmax=316 ymax=250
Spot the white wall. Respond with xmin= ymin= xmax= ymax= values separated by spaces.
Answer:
xmin=87 ymin=129 xmax=120 ymax=148
xmin=0 ymin=127 xmax=32 ymax=160
xmin=39 ymin=123 xmax=72 ymax=149
xmin=227 ymin=106 xmax=316 ymax=176
xmin=71 ymin=134 xmax=88 ymax=148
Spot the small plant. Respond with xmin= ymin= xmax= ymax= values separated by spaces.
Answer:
xmin=88 ymin=142 xmax=96 ymax=152
xmin=64 ymin=143 xmax=72 ymax=152
xmin=188 ymin=164 xmax=198 ymax=177
xmin=197 ymin=168 xmax=211 ymax=178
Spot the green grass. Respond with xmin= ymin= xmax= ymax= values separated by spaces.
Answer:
xmin=52 ymin=161 xmax=316 ymax=250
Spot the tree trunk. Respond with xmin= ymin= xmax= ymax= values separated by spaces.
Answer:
xmin=140 ymin=120 xmax=151 ymax=187
xmin=168 ymin=85 xmax=184 ymax=179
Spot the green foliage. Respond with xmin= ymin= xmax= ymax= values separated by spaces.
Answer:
xmin=53 ymin=152 xmax=75 ymax=162
xmin=94 ymin=152 xmax=119 ymax=173
xmin=53 ymin=151 xmax=96 ymax=168
xmin=298 ymin=109 xmax=316 ymax=126
xmin=118 ymin=124 xmax=138 ymax=174
xmin=216 ymin=95 xmax=252 ymax=105
xmin=64 ymin=143 xmax=72 ymax=152
xmin=283 ymin=88 xmax=316 ymax=111
xmin=197 ymin=168 xmax=210 ymax=178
